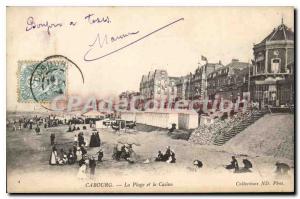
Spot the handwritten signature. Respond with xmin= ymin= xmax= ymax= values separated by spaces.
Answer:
xmin=84 ymin=18 xmax=184 ymax=62
xmin=88 ymin=31 xmax=140 ymax=50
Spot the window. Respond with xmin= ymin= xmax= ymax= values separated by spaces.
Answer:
xmin=271 ymin=58 xmax=281 ymax=73
xmin=256 ymin=61 xmax=265 ymax=74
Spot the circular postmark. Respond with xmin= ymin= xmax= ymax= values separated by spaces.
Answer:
xmin=29 ymin=55 xmax=84 ymax=111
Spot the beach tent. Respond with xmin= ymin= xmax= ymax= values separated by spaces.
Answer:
xmin=82 ymin=110 xmax=105 ymax=118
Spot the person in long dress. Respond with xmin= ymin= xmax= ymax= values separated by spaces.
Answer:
xmin=73 ymin=145 xmax=78 ymax=160
xmin=50 ymin=133 xmax=55 ymax=145
xmin=77 ymin=163 xmax=87 ymax=180
xmin=76 ymin=147 xmax=82 ymax=161
xmin=95 ymin=131 xmax=101 ymax=147
xmin=73 ymin=135 xmax=78 ymax=145
xmin=89 ymin=132 xmax=96 ymax=147
xmin=89 ymin=156 xmax=97 ymax=179
xmin=49 ymin=146 xmax=58 ymax=165
xmin=78 ymin=132 xmax=85 ymax=147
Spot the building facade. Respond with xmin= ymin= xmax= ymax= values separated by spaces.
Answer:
xmin=168 ymin=77 xmax=179 ymax=101
xmin=118 ymin=91 xmax=141 ymax=110
xmin=139 ymin=69 xmax=177 ymax=102
xmin=191 ymin=62 xmax=223 ymax=100
xmin=251 ymin=22 xmax=294 ymax=106
xmin=176 ymin=74 xmax=193 ymax=100
xmin=207 ymin=59 xmax=251 ymax=101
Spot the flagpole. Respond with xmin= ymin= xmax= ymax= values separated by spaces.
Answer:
xmin=248 ymin=60 xmax=251 ymax=93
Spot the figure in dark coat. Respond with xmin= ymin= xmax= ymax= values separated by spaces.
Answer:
xmin=89 ymin=132 xmax=96 ymax=147
xmin=79 ymin=158 xmax=85 ymax=167
xmin=67 ymin=149 xmax=75 ymax=164
xmin=163 ymin=146 xmax=171 ymax=161
xmin=95 ymin=132 xmax=101 ymax=147
xmin=97 ymin=149 xmax=104 ymax=162
xmin=275 ymin=162 xmax=290 ymax=175
xmin=155 ymin=151 xmax=164 ymax=161
xmin=242 ymin=159 xmax=252 ymax=172
xmin=89 ymin=157 xmax=97 ymax=178
xmin=73 ymin=145 xmax=77 ymax=159
xmin=120 ymin=145 xmax=130 ymax=160
xmin=80 ymin=145 xmax=87 ymax=155
xmin=35 ymin=125 xmax=40 ymax=135
xmin=193 ymin=160 xmax=203 ymax=168
xmin=50 ymin=133 xmax=55 ymax=145
xmin=167 ymin=151 xmax=176 ymax=163
xmin=226 ymin=156 xmax=239 ymax=172
xmin=78 ymin=133 xmax=85 ymax=147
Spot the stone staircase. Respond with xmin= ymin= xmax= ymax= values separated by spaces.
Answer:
xmin=213 ymin=110 xmax=266 ymax=146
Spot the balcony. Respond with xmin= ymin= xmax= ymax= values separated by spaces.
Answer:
xmin=251 ymin=72 xmax=292 ymax=78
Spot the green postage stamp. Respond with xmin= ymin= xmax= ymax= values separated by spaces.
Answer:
xmin=18 ymin=60 xmax=67 ymax=103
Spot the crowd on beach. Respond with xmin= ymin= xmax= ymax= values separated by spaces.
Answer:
xmin=7 ymin=115 xmax=71 ymax=133
xmin=7 ymin=112 xmax=291 ymax=180
xmin=49 ymin=126 xmax=104 ymax=179
xmin=46 ymin=119 xmax=180 ymax=179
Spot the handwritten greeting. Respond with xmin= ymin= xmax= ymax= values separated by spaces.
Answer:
xmin=25 ymin=14 xmax=111 ymax=35
xmin=25 ymin=14 xmax=184 ymax=62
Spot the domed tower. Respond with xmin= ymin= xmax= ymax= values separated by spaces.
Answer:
xmin=251 ymin=20 xmax=294 ymax=107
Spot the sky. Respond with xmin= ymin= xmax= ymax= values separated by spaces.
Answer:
xmin=78 ymin=7 xmax=294 ymax=97
xmin=7 ymin=7 xmax=294 ymax=111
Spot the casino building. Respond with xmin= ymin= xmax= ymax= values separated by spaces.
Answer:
xmin=251 ymin=21 xmax=294 ymax=107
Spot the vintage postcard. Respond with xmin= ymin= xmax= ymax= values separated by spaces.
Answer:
xmin=6 ymin=7 xmax=295 ymax=193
